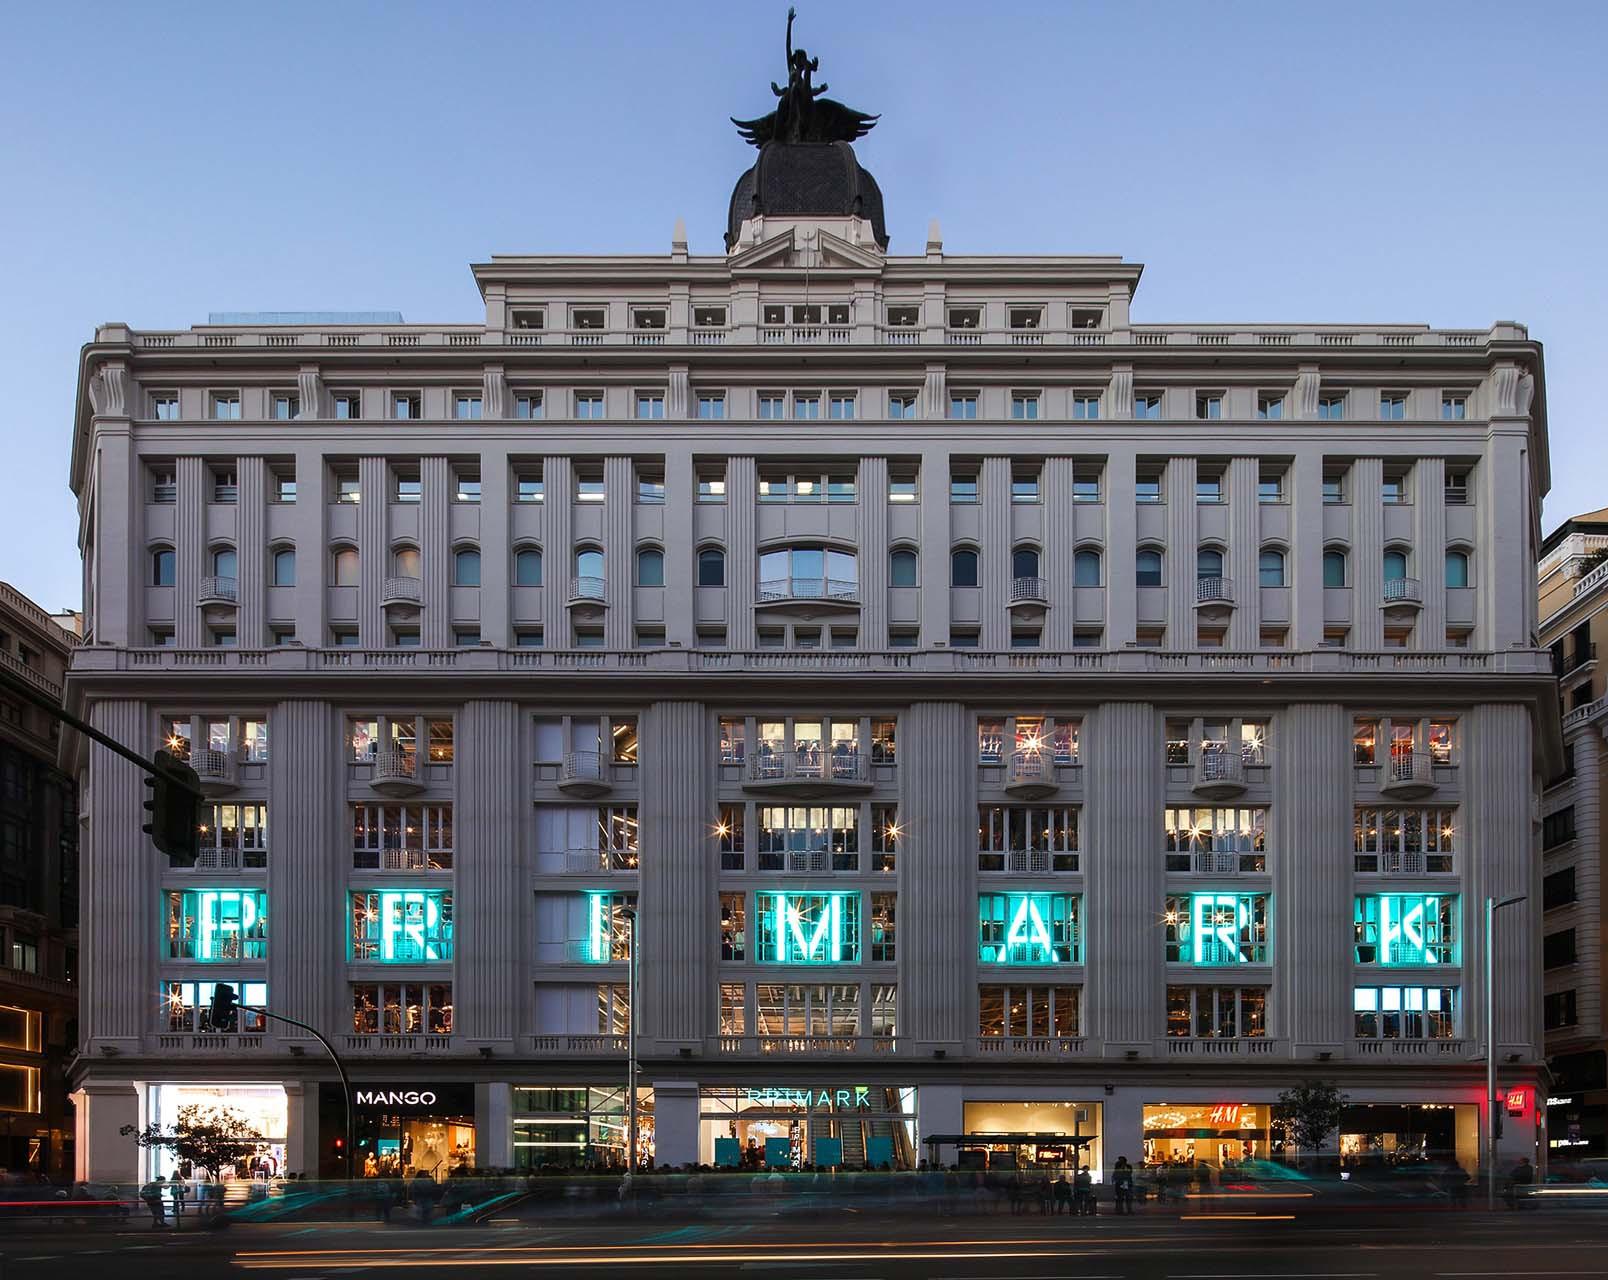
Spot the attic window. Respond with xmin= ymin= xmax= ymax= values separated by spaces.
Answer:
xmin=632 ymin=309 xmax=666 ymax=330
xmin=827 ymin=304 xmax=849 ymax=325
xmin=948 ymin=307 xmax=981 ymax=330
xmin=1071 ymin=308 xmax=1104 ymax=329
xmin=571 ymin=308 xmax=606 ymax=331
xmin=511 ymin=309 xmax=545 ymax=330
xmin=1009 ymin=307 xmax=1043 ymax=330
xmin=694 ymin=307 xmax=727 ymax=327
xmin=763 ymin=305 xmax=786 ymax=325
xmin=886 ymin=306 xmax=919 ymax=327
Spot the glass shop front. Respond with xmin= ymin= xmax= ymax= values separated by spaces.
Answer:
xmin=698 ymin=1084 xmax=917 ymax=1169
xmin=1142 ymin=1102 xmax=1272 ymax=1169
xmin=320 ymin=1082 xmax=475 ymax=1180
xmin=960 ymin=1100 xmax=1104 ymax=1174
xmin=145 ymin=1083 xmax=289 ymax=1182
xmin=512 ymin=1086 xmax=655 ymax=1170
xmin=1338 ymin=1103 xmax=1478 ymax=1173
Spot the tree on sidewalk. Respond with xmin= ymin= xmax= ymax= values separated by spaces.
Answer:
xmin=1273 ymin=1080 xmax=1349 ymax=1170
xmin=121 ymin=1103 xmax=268 ymax=1180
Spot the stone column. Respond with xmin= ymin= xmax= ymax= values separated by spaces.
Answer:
xmin=454 ymin=700 xmax=525 ymax=1052
xmin=289 ymin=445 xmax=328 ymax=645
xmin=1273 ymin=704 xmax=1351 ymax=1052
xmin=1083 ymin=702 xmax=1163 ymax=1053
xmin=1289 ymin=451 xmax=1325 ymax=650
xmin=919 ymin=448 xmax=952 ymax=646
xmin=858 ymin=457 xmax=889 ymax=649
xmin=421 ymin=457 xmax=451 ymax=648
xmin=639 ymin=701 xmax=712 ymax=1049
xmin=1043 ymin=457 xmax=1076 ymax=649
xmin=979 ymin=458 xmax=1010 ymax=649
xmin=603 ymin=456 xmax=634 ymax=648
xmin=357 ymin=457 xmax=388 ymax=647
xmin=542 ymin=457 xmax=574 ymax=645
xmin=175 ymin=457 xmax=205 ymax=647
xmin=479 ymin=447 xmax=512 ymax=648
xmin=1165 ymin=458 xmax=1198 ymax=646
xmin=1227 ymin=456 xmax=1259 ymax=649
xmin=1351 ymin=458 xmax=1385 ymax=649
xmin=237 ymin=456 xmax=267 ymax=647
xmin=726 ymin=458 xmax=757 ymax=650
xmin=1413 ymin=457 xmax=1447 ymax=650
xmin=662 ymin=451 xmax=697 ymax=646
xmin=1104 ymin=450 xmax=1138 ymax=647
xmin=898 ymin=701 xmax=974 ymax=1051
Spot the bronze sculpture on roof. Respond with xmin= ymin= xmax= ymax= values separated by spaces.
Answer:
xmin=731 ymin=7 xmax=879 ymax=147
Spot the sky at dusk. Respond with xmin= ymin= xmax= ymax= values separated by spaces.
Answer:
xmin=2 ymin=0 xmax=1605 ymax=611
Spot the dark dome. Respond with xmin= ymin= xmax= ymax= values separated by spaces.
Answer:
xmin=725 ymin=141 xmax=888 ymax=250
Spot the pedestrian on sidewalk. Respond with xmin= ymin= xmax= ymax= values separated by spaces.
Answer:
xmin=1113 ymin=1156 xmax=1134 ymax=1214
xmin=141 ymin=1174 xmax=167 ymax=1228
xmin=1052 ymin=1171 xmax=1071 ymax=1214
xmin=1074 ymin=1165 xmax=1094 ymax=1216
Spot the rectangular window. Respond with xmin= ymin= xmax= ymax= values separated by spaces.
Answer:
xmin=636 ymin=470 xmax=666 ymax=504
xmin=1543 ymin=807 xmax=1577 ymax=850
xmin=1163 ymin=893 xmax=1270 ymax=965
xmin=516 ymin=473 xmax=544 ymax=503
xmin=949 ymin=393 xmax=978 ymax=420
xmin=211 ymin=392 xmax=241 ymax=420
xmin=870 ymin=893 xmax=897 ymax=962
xmin=392 ymin=392 xmax=421 ymax=420
xmin=151 ymin=470 xmax=177 ymax=503
xmin=697 ymin=469 xmax=727 ymax=503
xmin=977 ymin=893 xmax=1080 ymax=964
xmin=757 ymin=806 xmax=860 ymax=873
xmin=1135 ymin=469 xmax=1163 ymax=503
xmin=1134 ymin=393 xmax=1162 ymax=419
xmin=950 ymin=471 xmax=978 ymax=503
xmin=717 ymin=805 xmax=744 ymax=871
xmin=793 ymin=394 xmax=822 ymax=420
xmin=270 ymin=392 xmax=300 ymax=421
xmin=1072 ymin=463 xmax=1101 ymax=502
xmin=515 ymin=392 xmax=543 ymax=420
xmin=977 ymin=805 xmax=1079 ymax=873
xmin=1010 ymin=469 xmax=1040 ymax=504
xmin=1380 ymin=392 xmax=1408 ymax=421
xmin=635 ymin=393 xmax=665 ymax=420
xmin=1010 ymin=393 xmax=1040 ymax=420
xmin=1441 ymin=394 xmax=1468 ymax=421
xmin=162 ymin=980 xmax=268 ymax=1034
xmin=720 ymin=983 xmax=746 ymax=1036
xmin=332 ymin=391 xmax=361 ymax=420
xmin=1256 ymin=393 xmax=1284 ymax=420
xmin=696 ymin=393 xmax=727 ymax=420
xmin=1166 ymin=986 xmax=1267 ymax=1039
xmin=1352 ymin=985 xmax=1457 ymax=1040
xmin=350 ymin=982 xmax=453 ymax=1035
xmin=1544 ymin=990 xmax=1577 ymax=1030
xmin=979 ymin=984 xmax=1080 ymax=1039
xmin=1072 ymin=393 xmax=1100 ymax=420
xmin=1545 ymin=929 xmax=1577 ymax=969
xmin=348 ymin=889 xmax=454 ymax=961
xmin=1196 ymin=475 xmax=1223 ymax=504
xmin=352 ymin=803 xmax=455 ymax=871
xmin=1352 ymin=807 xmax=1458 ymax=874
xmin=1258 ymin=471 xmax=1284 ymax=503
xmin=1163 ymin=807 xmax=1267 ymax=873
xmin=575 ymin=472 xmax=605 ymax=503
xmin=575 ymin=392 xmax=605 ymax=419
xmin=720 ymin=893 xmax=746 ymax=961
xmin=164 ymin=889 xmax=268 ymax=961
xmin=1195 ymin=393 xmax=1223 ymax=420
xmin=1317 ymin=395 xmax=1346 ymax=420
xmin=754 ymin=892 xmax=860 ymax=964
xmin=872 ymin=806 xmax=899 ymax=873
xmin=454 ymin=394 xmax=483 ymax=420
xmin=152 ymin=392 xmax=180 ymax=420
xmin=829 ymin=394 xmax=856 ymax=420
xmin=454 ymin=471 xmax=481 ymax=503
xmin=1354 ymin=894 xmax=1459 ymax=965
xmin=757 ymin=394 xmax=785 ymax=420
xmin=273 ymin=473 xmax=296 ymax=503
xmin=1543 ymin=867 xmax=1577 ymax=911
xmin=888 ymin=393 xmax=917 ymax=420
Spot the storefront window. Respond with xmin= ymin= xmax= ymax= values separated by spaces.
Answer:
xmin=513 ymin=1085 xmax=653 ymax=1170
xmin=349 ymin=890 xmax=453 ymax=962
xmin=699 ymin=1085 xmax=915 ymax=1170
xmin=164 ymin=889 xmax=267 ymax=961
xmin=1143 ymin=1103 xmax=1269 ymax=1170
xmin=1163 ymin=894 xmax=1270 ymax=964
xmin=755 ymin=893 xmax=860 ymax=963
xmin=960 ymin=1101 xmax=1102 ymax=1175
xmin=977 ymin=893 xmax=1080 ymax=965
xmin=1340 ymin=1103 xmax=1476 ymax=1173
xmin=147 ymin=1084 xmax=287 ymax=1180
xmin=333 ymin=1083 xmax=474 ymax=1180
xmin=1353 ymin=894 xmax=1458 ymax=965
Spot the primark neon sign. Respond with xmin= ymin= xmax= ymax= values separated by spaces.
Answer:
xmin=352 ymin=890 xmax=452 ymax=962
xmin=745 ymin=1085 xmax=871 ymax=1109
xmin=980 ymin=893 xmax=1075 ymax=965
xmin=759 ymin=893 xmax=860 ymax=964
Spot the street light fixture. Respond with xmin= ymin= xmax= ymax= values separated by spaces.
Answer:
xmin=1485 ymin=893 xmax=1526 ymax=1210
xmin=622 ymin=904 xmax=640 ymax=1191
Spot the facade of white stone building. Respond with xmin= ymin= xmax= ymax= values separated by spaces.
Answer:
xmin=63 ymin=128 xmax=1558 ymax=1180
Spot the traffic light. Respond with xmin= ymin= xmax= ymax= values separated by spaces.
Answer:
xmin=142 ymin=749 xmax=202 ymax=867
xmin=208 ymin=982 xmax=239 ymax=1032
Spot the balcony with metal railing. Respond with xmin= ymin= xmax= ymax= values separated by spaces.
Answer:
xmin=1382 ymin=577 xmax=1424 ymax=607
xmin=743 ymin=748 xmax=872 ymax=797
xmin=1194 ymin=577 xmax=1234 ymax=607
xmin=382 ymin=576 xmax=423 ymax=611
xmin=194 ymin=844 xmax=268 ymax=872
xmin=755 ymin=577 xmax=859 ymax=609
xmin=198 ymin=576 xmax=239 ymax=607
xmin=1557 ymin=642 xmax=1597 ymax=679
xmin=1008 ymin=577 xmax=1049 ymax=611
xmin=563 ymin=845 xmax=639 ymax=874
xmin=557 ymin=750 xmax=613 ymax=798
xmin=191 ymin=748 xmax=237 ymax=794
xmin=1003 ymin=749 xmax=1058 ymax=799
xmin=1381 ymin=749 xmax=1436 ymax=799
xmin=568 ymin=575 xmax=606 ymax=605
xmin=1192 ymin=749 xmax=1247 ymax=799
xmin=369 ymin=747 xmax=423 ymax=797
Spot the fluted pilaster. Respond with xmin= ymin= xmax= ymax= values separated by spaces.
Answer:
xmin=603 ymin=456 xmax=633 ymax=648
xmin=237 ymin=457 xmax=266 ymax=646
xmin=454 ymin=701 xmax=524 ymax=1047
xmin=175 ymin=457 xmax=206 ymax=647
xmin=421 ymin=457 xmax=451 ymax=647
xmin=979 ymin=457 xmax=1010 ymax=649
xmin=639 ymin=700 xmax=712 ymax=1046
xmin=1351 ymin=458 xmax=1385 ymax=649
xmin=898 ymin=701 xmax=974 ymax=1048
xmin=858 ymin=457 xmax=889 ymax=649
xmin=357 ymin=456 xmax=388 ymax=647
xmin=1165 ymin=457 xmax=1198 ymax=644
xmin=1414 ymin=457 xmax=1447 ymax=649
xmin=1083 ymin=702 xmax=1163 ymax=1051
xmin=726 ymin=457 xmax=757 ymax=649
xmin=1227 ymin=457 xmax=1259 ymax=649
xmin=542 ymin=457 xmax=573 ymax=643
xmin=1043 ymin=457 xmax=1076 ymax=649
xmin=1273 ymin=704 xmax=1351 ymax=1049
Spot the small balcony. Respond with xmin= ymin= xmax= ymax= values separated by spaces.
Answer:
xmin=155 ymin=1032 xmax=266 ymax=1052
xmin=568 ymin=575 xmax=606 ymax=605
xmin=976 ymin=1036 xmax=1086 ymax=1057
xmin=558 ymin=751 xmax=613 ymax=798
xmin=1190 ymin=849 xmax=1255 ymax=875
xmin=755 ymin=577 xmax=860 ymax=612
xmin=1192 ymin=749 xmax=1247 ymax=799
xmin=1008 ymin=576 xmax=1049 ymax=616
xmin=1003 ymin=749 xmax=1058 ymax=799
xmin=1161 ymin=1036 xmax=1280 ymax=1057
xmin=565 ymin=938 xmax=623 ymax=964
xmin=564 ymin=846 xmax=639 ymax=874
xmin=194 ymin=845 xmax=267 ymax=872
xmin=369 ymin=747 xmax=424 ymax=797
xmin=716 ymin=1034 xmax=900 ymax=1057
xmin=381 ymin=576 xmax=423 ymax=614
xmin=1194 ymin=577 xmax=1234 ymax=607
xmin=1382 ymin=577 xmax=1423 ymax=608
xmin=743 ymin=749 xmax=872 ymax=797
xmin=1352 ymin=1038 xmax=1468 ymax=1059
xmin=1381 ymin=750 xmax=1436 ymax=799
xmin=198 ymin=576 xmax=239 ymax=608
xmin=191 ymin=748 xmax=237 ymax=795
xmin=1557 ymin=643 xmax=1597 ymax=679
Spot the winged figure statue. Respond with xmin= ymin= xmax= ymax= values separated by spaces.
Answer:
xmin=731 ymin=8 xmax=879 ymax=146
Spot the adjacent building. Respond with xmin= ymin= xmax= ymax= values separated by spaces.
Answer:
xmin=65 ymin=61 xmax=1559 ymax=1181
xmin=1537 ymin=509 xmax=1608 ymax=1158
xmin=0 ymin=583 xmax=80 ymax=1177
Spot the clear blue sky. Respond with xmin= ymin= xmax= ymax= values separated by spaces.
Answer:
xmin=3 ymin=0 xmax=1605 ymax=612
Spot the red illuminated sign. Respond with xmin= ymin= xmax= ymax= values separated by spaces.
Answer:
xmin=1208 ymin=1104 xmax=1243 ymax=1125
xmin=1504 ymin=1087 xmax=1529 ymax=1116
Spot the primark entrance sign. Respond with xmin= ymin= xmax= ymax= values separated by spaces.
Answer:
xmin=744 ymin=1085 xmax=871 ymax=1109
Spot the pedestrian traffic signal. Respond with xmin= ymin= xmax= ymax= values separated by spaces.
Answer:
xmin=208 ymin=982 xmax=239 ymax=1032
xmin=142 ymin=749 xmax=203 ymax=867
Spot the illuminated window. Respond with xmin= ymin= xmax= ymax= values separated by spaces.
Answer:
xmin=717 ymin=806 xmax=745 ymax=871
xmin=754 ymin=982 xmax=863 ymax=1038
xmin=164 ymin=889 xmax=268 ymax=962
xmin=755 ymin=892 xmax=861 ymax=964
xmin=0 ymin=1006 xmax=41 ymax=1053
xmin=977 ymin=806 xmax=1079 ymax=873
xmin=1166 ymin=986 xmax=1266 ymax=1038
xmin=757 ymin=806 xmax=859 ymax=872
xmin=351 ymin=804 xmax=454 ymax=871
xmin=350 ymin=982 xmax=453 ymax=1035
xmin=1354 ymin=894 xmax=1458 ymax=965
xmin=1163 ymin=807 xmax=1266 ymax=873
xmin=1353 ymin=985 xmax=1457 ymax=1039
xmin=979 ymin=985 xmax=1080 ymax=1039
xmin=720 ymin=983 xmax=747 ymax=1036
xmin=978 ymin=893 xmax=1080 ymax=964
xmin=1163 ymin=893 xmax=1270 ymax=965
xmin=719 ymin=719 xmax=745 ymax=764
xmin=199 ymin=803 xmax=269 ymax=870
xmin=720 ymin=893 xmax=746 ymax=960
xmin=870 ymin=893 xmax=897 ymax=961
xmin=349 ymin=889 xmax=454 ymax=962
xmin=571 ymin=891 xmax=635 ymax=964
xmin=872 ymin=806 xmax=899 ymax=873
xmin=162 ymin=980 xmax=268 ymax=1034
xmin=1352 ymin=807 xmax=1457 ymax=874
xmin=976 ymin=715 xmax=1077 ymax=766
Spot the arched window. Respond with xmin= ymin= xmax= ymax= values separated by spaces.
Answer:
xmin=1012 ymin=546 xmax=1040 ymax=580
xmin=151 ymin=547 xmax=175 ymax=587
xmin=1323 ymin=549 xmax=1348 ymax=588
xmin=1258 ymin=548 xmax=1287 ymax=588
xmin=514 ymin=547 xmax=543 ymax=587
xmin=951 ymin=548 xmax=979 ymax=588
xmin=889 ymin=548 xmax=917 ymax=588
xmin=1445 ymin=549 xmax=1470 ymax=589
xmin=575 ymin=547 xmax=605 ymax=583
xmin=1383 ymin=549 xmax=1408 ymax=582
xmin=212 ymin=547 xmax=237 ymax=580
xmin=333 ymin=547 xmax=360 ymax=587
xmin=453 ymin=547 xmax=481 ymax=587
xmin=392 ymin=547 xmax=420 ymax=579
xmin=698 ymin=547 xmax=726 ymax=588
xmin=1074 ymin=547 xmax=1102 ymax=588
xmin=271 ymin=547 xmax=295 ymax=587
xmin=636 ymin=547 xmax=665 ymax=587
xmin=1136 ymin=548 xmax=1163 ymax=587
xmin=1196 ymin=547 xmax=1224 ymax=580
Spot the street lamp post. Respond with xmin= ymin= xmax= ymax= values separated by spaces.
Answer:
xmin=623 ymin=905 xmax=639 ymax=1191
xmin=1485 ymin=893 xmax=1526 ymax=1210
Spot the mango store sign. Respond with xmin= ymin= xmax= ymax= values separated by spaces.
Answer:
xmin=744 ymin=1085 xmax=871 ymax=1110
